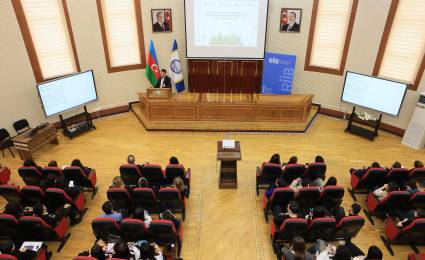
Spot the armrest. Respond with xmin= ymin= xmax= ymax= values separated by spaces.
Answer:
xmin=256 ymin=166 xmax=261 ymax=177
xmin=186 ymin=168 xmax=191 ymax=184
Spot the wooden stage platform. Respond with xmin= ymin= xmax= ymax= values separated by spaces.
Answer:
xmin=132 ymin=92 xmax=318 ymax=132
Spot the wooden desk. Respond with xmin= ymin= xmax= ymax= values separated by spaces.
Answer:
xmin=12 ymin=124 xmax=59 ymax=160
xmin=217 ymin=141 xmax=241 ymax=189
xmin=0 ymin=167 xmax=11 ymax=184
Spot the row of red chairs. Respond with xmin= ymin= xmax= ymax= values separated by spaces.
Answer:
xmin=18 ymin=166 xmax=98 ymax=198
xmin=119 ymin=164 xmax=191 ymax=187
xmin=256 ymin=162 xmax=327 ymax=195
xmin=91 ymin=218 xmax=182 ymax=257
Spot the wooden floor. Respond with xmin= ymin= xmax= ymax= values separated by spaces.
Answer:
xmin=1 ymin=112 xmax=424 ymax=259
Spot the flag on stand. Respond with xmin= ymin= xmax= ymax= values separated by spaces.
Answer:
xmin=169 ymin=39 xmax=185 ymax=93
xmin=145 ymin=40 xmax=160 ymax=87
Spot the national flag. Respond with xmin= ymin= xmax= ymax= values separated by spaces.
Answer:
xmin=169 ymin=39 xmax=185 ymax=93
xmin=145 ymin=40 xmax=160 ymax=87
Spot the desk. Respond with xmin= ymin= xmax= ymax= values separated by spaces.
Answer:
xmin=217 ymin=141 xmax=241 ymax=189
xmin=0 ymin=167 xmax=11 ymax=184
xmin=12 ymin=124 xmax=59 ymax=160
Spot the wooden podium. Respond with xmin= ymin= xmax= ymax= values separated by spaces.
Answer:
xmin=12 ymin=124 xmax=58 ymax=160
xmin=217 ymin=141 xmax=241 ymax=189
xmin=147 ymin=88 xmax=172 ymax=99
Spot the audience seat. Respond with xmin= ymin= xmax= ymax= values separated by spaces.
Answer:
xmin=381 ymin=218 xmax=425 ymax=256
xmin=264 ymin=188 xmax=295 ymax=222
xmin=408 ymin=253 xmax=425 ymax=260
xmin=385 ymin=168 xmax=409 ymax=183
xmin=296 ymin=186 xmax=320 ymax=210
xmin=281 ymin=164 xmax=305 ymax=183
xmin=304 ymin=162 xmax=327 ymax=180
xmin=0 ymin=214 xmax=20 ymax=240
xmin=256 ymin=163 xmax=282 ymax=196
xmin=19 ymin=216 xmax=70 ymax=252
xmin=271 ymin=218 xmax=308 ymax=243
xmin=364 ymin=191 xmax=411 ymax=225
xmin=141 ymin=164 xmax=165 ymax=184
xmin=149 ymin=219 xmax=182 ymax=257
xmin=107 ymin=188 xmax=132 ymax=211
xmin=334 ymin=216 xmax=365 ymax=239
xmin=121 ymin=218 xmax=149 ymax=242
xmin=306 ymin=217 xmax=336 ymax=241
xmin=133 ymin=188 xmax=159 ymax=213
xmin=41 ymin=167 xmax=63 ymax=178
xmin=63 ymin=167 xmax=98 ymax=198
xmin=21 ymin=186 xmax=45 ymax=206
xmin=158 ymin=188 xmax=186 ymax=221
xmin=119 ymin=164 xmax=142 ymax=186
xmin=45 ymin=188 xmax=87 ymax=223
xmin=319 ymin=186 xmax=344 ymax=211
xmin=409 ymin=168 xmax=425 ymax=180
xmin=18 ymin=166 xmax=44 ymax=186
xmin=0 ymin=254 xmax=18 ymax=260
xmin=165 ymin=164 xmax=191 ymax=187
xmin=91 ymin=217 xmax=121 ymax=242
xmin=409 ymin=192 xmax=425 ymax=210
xmin=348 ymin=167 xmax=387 ymax=201
xmin=0 ymin=185 xmax=23 ymax=204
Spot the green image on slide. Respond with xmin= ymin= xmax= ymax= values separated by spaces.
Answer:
xmin=209 ymin=33 xmax=243 ymax=46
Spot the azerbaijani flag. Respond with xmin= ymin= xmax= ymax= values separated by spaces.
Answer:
xmin=145 ymin=40 xmax=160 ymax=87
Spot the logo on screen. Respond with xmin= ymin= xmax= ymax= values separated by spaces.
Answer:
xmin=171 ymin=59 xmax=182 ymax=74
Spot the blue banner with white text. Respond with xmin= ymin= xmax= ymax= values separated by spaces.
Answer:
xmin=261 ymin=52 xmax=296 ymax=94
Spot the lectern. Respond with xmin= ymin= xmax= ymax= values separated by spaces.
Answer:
xmin=217 ymin=141 xmax=241 ymax=189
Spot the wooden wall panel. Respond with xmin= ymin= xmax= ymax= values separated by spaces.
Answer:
xmin=188 ymin=60 xmax=262 ymax=93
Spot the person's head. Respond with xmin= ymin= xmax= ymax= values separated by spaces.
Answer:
xmin=90 ymin=244 xmax=106 ymax=260
xmin=160 ymin=209 xmax=173 ymax=221
xmin=112 ymin=176 xmax=124 ymax=188
xmin=161 ymin=69 xmax=167 ymax=78
xmin=405 ymin=178 xmax=417 ymax=190
xmin=139 ymin=242 xmax=155 ymax=259
xmin=71 ymin=159 xmax=83 ymax=168
xmin=276 ymin=178 xmax=287 ymax=188
xmin=387 ymin=181 xmax=399 ymax=192
xmin=23 ymin=159 xmax=37 ymax=167
xmin=33 ymin=202 xmax=46 ymax=216
xmin=48 ymin=160 xmax=58 ymax=167
xmin=127 ymin=154 xmax=136 ymax=165
xmin=173 ymin=177 xmax=185 ymax=192
xmin=365 ymin=246 xmax=383 ymax=260
xmin=55 ymin=175 xmax=68 ymax=189
xmin=291 ymin=236 xmax=306 ymax=258
xmin=287 ymin=201 xmax=300 ymax=214
xmin=371 ymin=162 xmax=381 ymax=168
xmin=312 ymin=205 xmax=326 ymax=219
xmin=288 ymin=156 xmax=298 ymax=164
xmin=102 ymin=201 xmax=113 ymax=215
xmin=334 ymin=245 xmax=351 ymax=260
xmin=113 ymin=241 xmax=130 ymax=259
xmin=288 ymin=12 xmax=297 ymax=24
xmin=138 ymin=177 xmax=148 ymax=187
xmin=414 ymin=160 xmax=424 ymax=168
xmin=4 ymin=202 xmax=21 ymax=218
xmin=325 ymin=176 xmax=337 ymax=186
xmin=417 ymin=179 xmax=425 ymax=191
xmin=269 ymin=153 xmax=280 ymax=164
xmin=156 ymin=11 xmax=164 ymax=23
xmin=392 ymin=161 xmax=401 ymax=169
xmin=132 ymin=207 xmax=145 ymax=220
xmin=315 ymin=155 xmax=324 ymax=163
xmin=0 ymin=240 xmax=15 ymax=254
xmin=169 ymin=156 xmax=179 ymax=165
xmin=349 ymin=203 xmax=361 ymax=216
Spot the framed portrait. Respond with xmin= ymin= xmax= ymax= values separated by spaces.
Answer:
xmin=280 ymin=8 xmax=302 ymax=33
xmin=151 ymin=9 xmax=172 ymax=33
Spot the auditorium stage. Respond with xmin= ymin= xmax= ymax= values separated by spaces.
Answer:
xmin=132 ymin=92 xmax=318 ymax=132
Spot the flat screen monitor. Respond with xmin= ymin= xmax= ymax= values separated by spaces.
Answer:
xmin=184 ymin=0 xmax=269 ymax=59
xmin=341 ymin=71 xmax=407 ymax=116
xmin=37 ymin=70 xmax=98 ymax=117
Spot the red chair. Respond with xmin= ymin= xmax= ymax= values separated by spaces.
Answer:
xmin=149 ymin=219 xmax=182 ymax=256
xmin=281 ymin=164 xmax=305 ymax=183
xmin=409 ymin=168 xmax=425 ymax=180
xmin=306 ymin=217 xmax=336 ymax=241
xmin=365 ymin=191 xmax=411 ymax=225
xmin=158 ymin=188 xmax=186 ymax=221
xmin=119 ymin=164 xmax=142 ymax=186
xmin=91 ymin=217 xmax=121 ymax=242
xmin=296 ymin=186 xmax=320 ymax=210
xmin=73 ymin=257 xmax=97 ymax=260
xmin=45 ymin=188 xmax=87 ymax=223
xmin=334 ymin=216 xmax=365 ymax=239
xmin=21 ymin=186 xmax=45 ymax=206
xmin=0 ymin=214 xmax=20 ymax=241
xmin=19 ymin=216 xmax=70 ymax=252
xmin=0 ymin=255 xmax=18 ymax=260
xmin=263 ymin=188 xmax=295 ymax=222
xmin=409 ymin=192 xmax=425 ymax=210
xmin=348 ymin=167 xmax=387 ymax=201
xmin=63 ymin=167 xmax=98 ymax=198
xmin=107 ymin=188 xmax=132 ymax=211
xmin=271 ymin=218 xmax=307 ymax=243
xmin=385 ymin=168 xmax=409 ymax=183
xmin=133 ymin=188 xmax=159 ymax=213
xmin=165 ymin=164 xmax=191 ymax=188
xmin=319 ymin=186 xmax=344 ymax=211
xmin=0 ymin=185 xmax=23 ymax=204
xmin=18 ymin=166 xmax=44 ymax=186
xmin=121 ymin=218 xmax=150 ymax=242
xmin=141 ymin=164 xmax=165 ymax=184
xmin=408 ymin=253 xmax=425 ymax=260
xmin=255 ymin=163 xmax=282 ymax=196
xmin=304 ymin=162 xmax=327 ymax=180
xmin=41 ymin=167 xmax=63 ymax=178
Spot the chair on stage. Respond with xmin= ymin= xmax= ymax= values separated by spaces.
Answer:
xmin=13 ymin=119 xmax=30 ymax=134
xmin=0 ymin=129 xmax=14 ymax=158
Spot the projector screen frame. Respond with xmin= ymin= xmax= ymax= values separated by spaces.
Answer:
xmin=340 ymin=71 xmax=408 ymax=117
xmin=183 ymin=0 xmax=270 ymax=60
xmin=36 ymin=70 xmax=99 ymax=118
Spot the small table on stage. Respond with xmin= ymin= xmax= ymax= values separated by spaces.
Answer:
xmin=12 ymin=124 xmax=59 ymax=160
xmin=217 ymin=141 xmax=241 ymax=189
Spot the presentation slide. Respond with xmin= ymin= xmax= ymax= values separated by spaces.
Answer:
xmin=185 ymin=0 xmax=269 ymax=59
xmin=37 ymin=71 xmax=98 ymax=117
xmin=341 ymin=72 xmax=407 ymax=116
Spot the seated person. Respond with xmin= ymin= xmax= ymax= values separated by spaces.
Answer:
xmin=169 ymin=156 xmax=179 ymax=165
xmin=372 ymin=181 xmax=399 ymax=201
xmin=305 ymin=205 xmax=330 ymax=222
xmin=273 ymin=200 xmax=302 ymax=227
xmin=289 ymin=177 xmax=310 ymax=193
xmin=39 ymin=174 xmax=57 ymax=191
xmin=387 ymin=161 xmax=402 ymax=171
xmin=353 ymin=245 xmax=383 ymax=260
xmin=349 ymin=162 xmax=381 ymax=178
xmin=99 ymin=201 xmax=122 ymax=222
xmin=112 ymin=241 xmax=131 ymax=259
xmin=47 ymin=160 xmax=58 ymax=167
xmin=266 ymin=178 xmax=287 ymax=198
xmin=23 ymin=159 xmax=42 ymax=171
xmin=110 ymin=176 xmax=125 ymax=189
xmin=138 ymin=242 xmax=164 ymax=260
xmin=170 ymin=177 xmax=188 ymax=199
xmin=0 ymin=240 xmax=38 ymax=260
xmin=33 ymin=202 xmax=70 ymax=227
xmin=160 ymin=209 xmax=181 ymax=231
xmin=281 ymin=236 xmax=314 ymax=260
xmin=55 ymin=175 xmax=81 ymax=200
xmin=282 ymin=155 xmax=298 ymax=168
xmin=405 ymin=178 xmax=425 ymax=194
xmin=413 ymin=160 xmax=424 ymax=169
xmin=263 ymin=153 xmax=281 ymax=166
xmin=132 ymin=207 xmax=152 ymax=227
xmin=127 ymin=154 xmax=146 ymax=172
xmin=333 ymin=203 xmax=361 ymax=223
xmin=324 ymin=176 xmax=337 ymax=187
xmin=71 ymin=159 xmax=92 ymax=176
xmin=394 ymin=209 xmax=425 ymax=228
xmin=78 ymin=244 xmax=106 ymax=260
xmin=3 ymin=202 xmax=23 ymax=219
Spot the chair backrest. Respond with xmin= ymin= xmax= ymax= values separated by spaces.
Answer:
xmin=0 ymin=254 xmax=18 ymax=260
xmin=296 ymin=187 xmax=320 ymax=209
xmin=0 ymin=129 xmax=11 ymax=141
xmin=63 ymin=167 xmax=89 ymax=187
xmin=408 ymin=253 xmax=425 ymax=260
xmin=165 ymin=164 xmax=186 ymax=184
xmin=18 ymin=167 xmax=44 ymax=186
xmin=319 ymin=186 xmax=345 ymax=209
xmin=107 ymin=188 xmax=132 ymax=210
xmin=359 ymin=168 xmax=387 ymax=188
xmin=133 ymin=188 xmax=158 ymax=211
xmin=409 ymin=191 xmax=425 ymax=210
xmin=119 ymin=164 xmax=142 ymax=186
xmin=409 ymin=168 xmax=425 ymax=180
xmin=91 ymin=217 xmax=121 ymax=241
xmin=13 ymin=119 xmax=30 ymax=134
xmin=45 ymin=188 xmax=73 ymax=210
xmin=41 ymin=167 xmax=63 ymax=178
xmin=379 ymin=191 xmax=411 ymax=208
xmin=397 ymin=218 xmax=425 ymax=243
xmin=148 ymin=219 xmax=177 ymax=244
xmin=282 ymin=164 xmax=305 ymax=182
xmin=0 ymin=214 xmax=19 ymax=240
xmin=260 ymin=163 xmax=282 ymax=181
xmin=386 ymin=168 xmax=409 ymax=183
xmin=19 ymin=216 xmax=54 ymax=240
xmin=335 ymin=216 xmax=365 ymax=239
xmin=270 ymin=188 xmax=295 ymax=206
xmin=121 ymin=218 xmax=149 ymax=242
xmin=0 ymin=185 xmax=22 ymax=204
xmin=21 ymin=186 xmax=45 ymax=206
xmin=307 ymin=217 xmax=337 ymax=240
xmin=277 ymin=218 xmax=308 ymax=241
xmin=304 ymin=163 xmax=327 ymax=180
xmin=158 ymin=187 xmax=182 ymax=201
xmin=141 ymin=164 xmax=165 ymax=183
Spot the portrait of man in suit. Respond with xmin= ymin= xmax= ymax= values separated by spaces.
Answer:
xmin=152 ymin=9 xmax=172 ymax=32
xmin=280 ymin=9 xmax=302 ymax=33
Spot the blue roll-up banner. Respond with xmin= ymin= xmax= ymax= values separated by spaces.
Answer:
xmin=261 ymin=52 xmax=296 ymax=94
